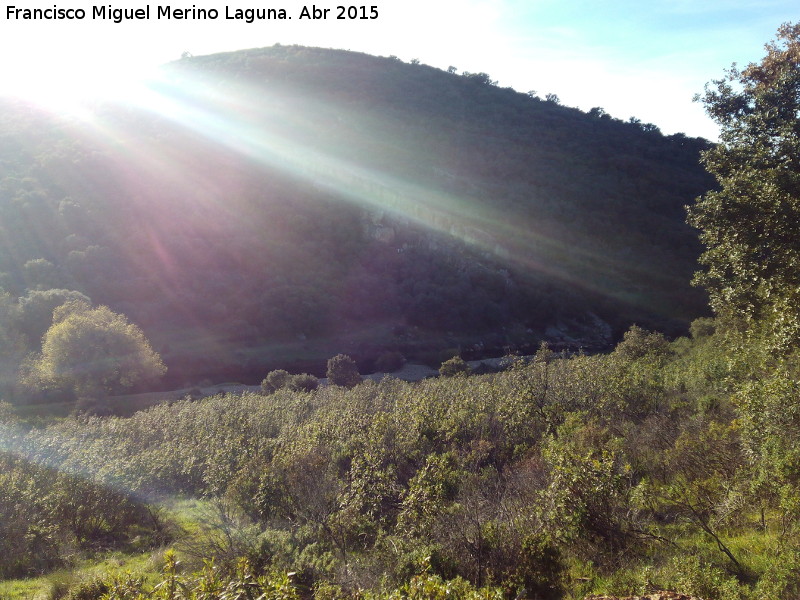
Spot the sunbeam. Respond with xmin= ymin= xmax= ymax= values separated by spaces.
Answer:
xmin=76 ymin=62 xmax=678 ymax=311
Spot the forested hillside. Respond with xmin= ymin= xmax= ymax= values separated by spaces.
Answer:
xmin=0 ymin=44 xmax=713 ymax=391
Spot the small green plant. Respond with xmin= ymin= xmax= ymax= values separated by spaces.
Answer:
xmin=62 ymin=577 xmax=110 ymax=600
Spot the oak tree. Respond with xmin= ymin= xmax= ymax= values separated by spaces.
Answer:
xmin=30 ymin=301 xmax=165 ymax=398
xmin=688 ymin=23 xmax=800 ymax=348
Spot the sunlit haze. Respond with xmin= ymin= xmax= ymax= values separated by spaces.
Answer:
xmin=0 ymin=0 xmax=796 ymax=139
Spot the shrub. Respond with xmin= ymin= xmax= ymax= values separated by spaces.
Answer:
xmin=326 ymin=354 xmax=362 ymax=388
xmin=261 ymin=369 xmax=291 ymax=394
xmin=288 ymin=374 xmax=319 ymax=392
xmin=689 ymin=317 xmax=716 ymax=339
xmin=754 ymin=547 xmax=800 ymax=599
xmin=512 ymin=533 xmax=564 ymax=600
xmin=63 ymin=577 xmax=110 ymax=600
xmin=614 ymin=325 xmax=671 ymax=361
xmin=439 ymin=356 xmax=470 ymax=378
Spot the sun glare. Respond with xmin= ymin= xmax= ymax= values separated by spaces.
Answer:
xmin=1 ymin=57 xmax=158 ymax=117
xmin=0 ymin=50 xmax=674 ymax=310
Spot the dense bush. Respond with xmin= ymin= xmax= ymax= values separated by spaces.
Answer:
xmin=438 ymin=356 xmax=470 ymax=377
xmin=262 ymin=369 xmax=291 ymax=394
xmin=326 ymin=354 xmax=362 ymax=388
xmin=9 ymin=323 xmax=800 ymax=597
xmin=287 ymin=373 xmax=319 ymax=392
xmin=0 ymin=450 xmax=163 ymax=579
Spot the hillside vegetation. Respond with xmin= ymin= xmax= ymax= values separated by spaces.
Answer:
xmin=0 ymin=322 xmax=798 ymax=599
xmin=0 ymin=44 xmax=712 ymax=392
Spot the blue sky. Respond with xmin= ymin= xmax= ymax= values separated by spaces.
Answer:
xmin=0 ymin=0 xmax=795 ymax=139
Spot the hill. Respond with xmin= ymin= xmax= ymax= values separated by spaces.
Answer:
xmin=0 ymin=45 xmax=714 ymax=389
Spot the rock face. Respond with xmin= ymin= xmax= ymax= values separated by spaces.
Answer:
xmin=585 ymin=592 xmax=701 ymax=600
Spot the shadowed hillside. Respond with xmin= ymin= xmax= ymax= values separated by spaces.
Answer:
xmin=0 ymin=45 xmax=713 ymax=387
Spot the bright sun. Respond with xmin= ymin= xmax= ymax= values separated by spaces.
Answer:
xmin=0 ymin=12 xmax=171 ymax=115
xmin=0 ymin=54 xmax=159 ymax=115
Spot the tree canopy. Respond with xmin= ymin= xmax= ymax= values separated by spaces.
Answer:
xmin=326 ymin=353 xmax=362 ymax=388
xmin=688 ymin=22 xmax=800 ymax=348
xmin=29 ymin=301 xmax=166 ymax=398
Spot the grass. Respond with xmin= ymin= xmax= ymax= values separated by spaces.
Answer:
xmin=0 ymin=498 xmax=221 ymax=600
xmin=0 ymin=577 xmax=45 ymax=600
xmin=555 ymin=512 xmax=785 ymax=600
xmin=0 ymin=552 xmax=160 ymax=600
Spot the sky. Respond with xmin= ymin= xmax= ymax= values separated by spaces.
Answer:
xmin=0 ymin=0 xmax=796 ymax=139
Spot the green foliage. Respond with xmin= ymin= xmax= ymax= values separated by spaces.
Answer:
xmin=614 ymin=325 xmax=671 ymax=361
xmin=60 ymin=554 xmax=506 ymax=600
xmin=665 ymin=554 xmax=744 ymax=600
xmin=508 ymin=533 xmax=564 ymax=599
xmin=375 ymin=573 xmax=504 ymax=600
xmin=690 ymin=317 xmax=716 ymax=340
xmin=326 ymin=354 xmax=361 ymax=388
xmin=262 ymin=369 xmax=291 ymax=394
xmin=735 ymin=361 xmax=800 ymax=521
xmin=22 ymin=258 xmax=62 ymax=291
xmin=0 ymin=292 xmax=25 ymax=397
xmin=542 ymin=415 xmax=633 ymax=562
xmin=61 ymin=577 xmax=110 ymax=600
xmin=287 ymin=373 xmax=319 ymax=392
xmin=27 ymin=302 xmax=166 ymax=398
xmin=16 ymin=289 xmax=91 ymax=350
xmin=688 ymin=23 xmax=800 ymax=349
xmin=9 ymin=297 xmax=800 ymax=597
xmin=262 ymin=370 xmax=319 ymax=394
xmin=0 ymin=452 xmax=161 ymax=579
xmin=95 ymin=552 xmax=301 ymax=600
xmin=752 ymin=546 xmax=800 ymax=599
xmin=438 ymin=356 xmax=470 ymax=378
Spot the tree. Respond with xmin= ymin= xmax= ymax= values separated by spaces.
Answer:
xmin=462 ymin=72 xmax=497 ymax=86
xmin=688 ymin=23 xmax=800 ymax=348
xmin=613 ymin=325 xmax=671 ymax=361
xmin=326 ymin=354 xmax=361 ymax=388
xmin=0 ymin=292 xmax=25 ymax=398
xmin=261 ymin=369 xmax=290 ymax=394
xmin=439 ymin=355 xmax=470 ymax=378
xmin=29 ymin=301 xmax=165 ymax=398
xmin=17 ymin=289 xmax=91 ymax=348
xmin=287 ymin=373 xmax=319 ymax=392
xmin=22 ymin=259 xmax=61 ymax=290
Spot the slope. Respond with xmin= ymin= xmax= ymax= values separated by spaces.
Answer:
xmin=0 ymin=45 xmax=714 ymax=386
